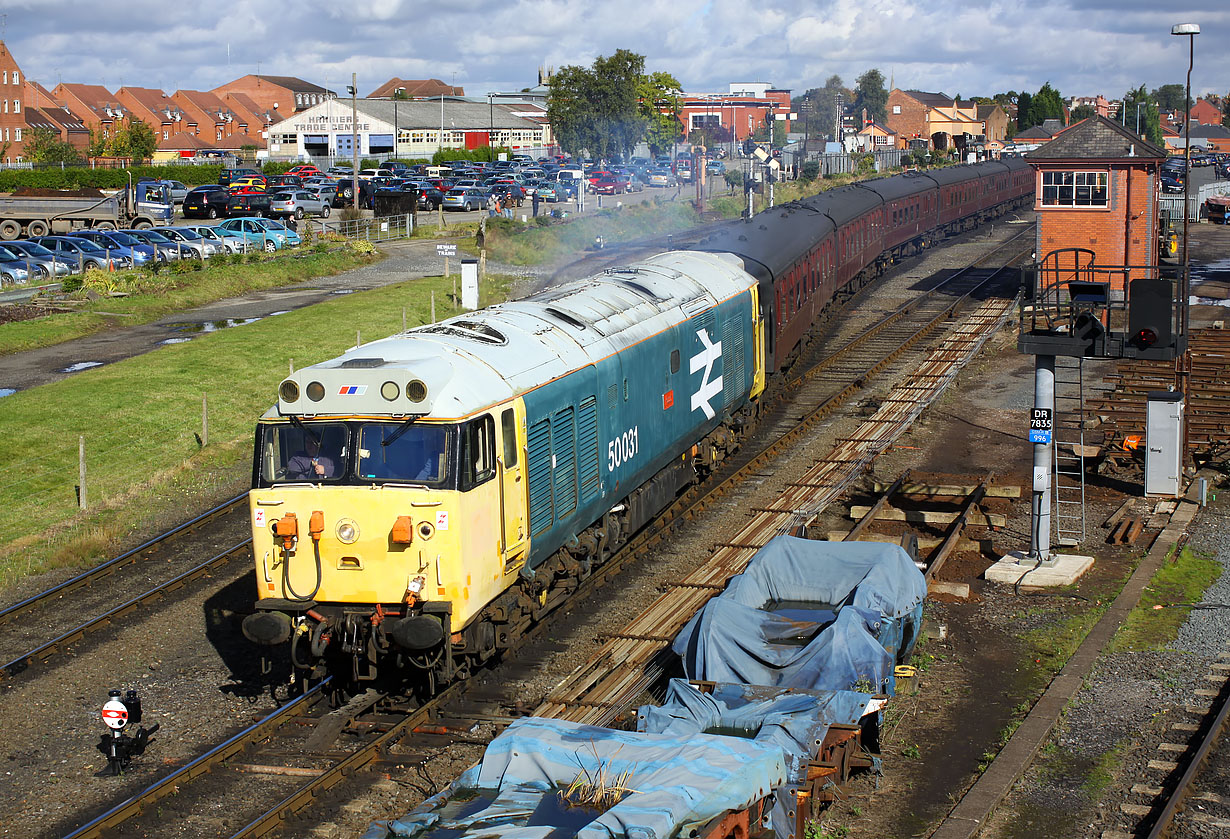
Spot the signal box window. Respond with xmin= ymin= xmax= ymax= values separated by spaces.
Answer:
xmin=1041 ymin=171 xmax=1108 ymax=207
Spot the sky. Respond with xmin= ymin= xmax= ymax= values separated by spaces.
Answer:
xmin=3 ymin=0 xmax=1227 ymax=106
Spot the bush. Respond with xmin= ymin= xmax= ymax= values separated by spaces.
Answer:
xmin=723 ymin=169 xmax=744 ymax=190
xmin=61 ymin=273 xmax=83 ymax=293
xmin=800 ymin=161 xmax=820 ymax=182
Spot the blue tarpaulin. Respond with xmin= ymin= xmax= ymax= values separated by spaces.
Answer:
xmin=365 ymin=716 xmax=787 ymax=839
xmin=639 ymin=680 xmax=880 ymax=838
xmin=672 ymin=535 xmax=926 ymax=695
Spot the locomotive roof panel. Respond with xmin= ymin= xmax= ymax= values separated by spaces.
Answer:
xmin=270 ymin=251 xmax=756 ymax=420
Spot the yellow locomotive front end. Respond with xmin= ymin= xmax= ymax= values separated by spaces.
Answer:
xmin=242 ymin=360 xmax=529 ymax=693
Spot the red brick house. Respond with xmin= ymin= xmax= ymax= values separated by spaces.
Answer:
xmin=0 ymin=41 xmax=27 ymax=161
xmin=367 ymin=78 xmax=464 ymax=99
xmin=1026 ymin=115 xmax=1166 ymax=290
xmin=211 ymin=75 xmax=335 ymax=116
xmin=1190 ymin=98 xmax=1222 ymax=126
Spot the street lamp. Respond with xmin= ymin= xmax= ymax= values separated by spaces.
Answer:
xmin=1171 ymin=21 xmax=1199 ymax=337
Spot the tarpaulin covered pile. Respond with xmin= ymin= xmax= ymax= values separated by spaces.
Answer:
xmin=673 ymin=535 xmax=926 ymax=695
xmin=638 ymin=679 xmax=883 ymax=838
xmin=363 ymin=716 xmax=787 ymax=839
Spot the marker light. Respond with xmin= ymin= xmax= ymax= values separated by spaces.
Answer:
xmin=306 ymin=381 xmax=325 ymax=402
xmin=336 ymin=519 xmax=359 ymax=544
xmin=406 ymin=380 xmax=428 ymax=403
xmin=279 ymin=380 xmax=300 ymax=402
xmin=381 ymin=381 xmax=400 ymax=401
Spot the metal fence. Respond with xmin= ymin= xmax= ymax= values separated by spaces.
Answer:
xmin=315 ymin=213 xmax=414 ymax=242
xmin=1159 ymin=179 xmax=1230 ymax=222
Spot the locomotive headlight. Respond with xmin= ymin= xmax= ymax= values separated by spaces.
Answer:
xmin=417 ymin=521 xmax=435 ymax=541
xmin=306 ymin=381 xmax=325 ymax=402
xmin=381 ymin=381 xmax=399 ymax=401
xmin=279 ymin=380 xmax=300 ymax=402
xmin=335 ymin=518 xmax=359 ymax=544
xmin=406 ymin=379 xmax=427 ymax=403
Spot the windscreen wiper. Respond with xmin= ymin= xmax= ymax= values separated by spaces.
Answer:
xmin=382 ymin=417 xmax=418 ymax=447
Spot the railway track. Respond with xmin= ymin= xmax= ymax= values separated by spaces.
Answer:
xmin=1104 ymin=646 xmax=1230 ymax=838
xmin=47 ymin=226 xmax=1032 ymax=839
xmin=0 ymin=493 xmax=249 ymax=680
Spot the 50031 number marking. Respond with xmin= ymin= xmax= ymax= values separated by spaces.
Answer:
xmin=607 ymin=426 xmax=639 ymax=471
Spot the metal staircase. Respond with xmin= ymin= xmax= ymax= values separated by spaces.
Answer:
xmin=1051 ymin=355 xmax=1087 ymax=547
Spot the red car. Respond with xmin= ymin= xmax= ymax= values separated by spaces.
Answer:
xmin=286 ymin=164 xmax=320 ymax=178
xmin=591 ymin=175 xmax=629 ymax=195
xmin=229 ymin=184 xmax=267 ymax=195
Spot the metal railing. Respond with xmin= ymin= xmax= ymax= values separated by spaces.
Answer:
xmin=1158 ymin=178 xmax=1230 ymax=222
xmin=315 ymin=212 xmax=414 ymax=242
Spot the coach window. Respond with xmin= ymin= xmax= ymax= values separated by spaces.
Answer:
xmin=462 ymin=414 xmax=497 ymax=489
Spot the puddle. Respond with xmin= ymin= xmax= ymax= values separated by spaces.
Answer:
xmin=0 ymin=388 xmax=15 ymax=398
xmin=267 ymin=310 xmax=291 ymax=316
xmin=331 ymin=289 xmax=355 ymax=295
xmin=60 ymin=361 xmax=103 ymax=373
xmin=1190 ymin=296 xmax=1230 ymax=309
xmin=166 ymin=317 xmax=263 ymax=334
xmin=160 ymin=337 xmax=193 ymax=344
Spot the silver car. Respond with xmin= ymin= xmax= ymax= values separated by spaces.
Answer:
xmin=181 ymin=224 xmax=247 ymax=254
xmin=268 ymin=190 xmax=331 ymax=220
xmin=162 ymin=226 xmax=219 ymax=258
xmin=0 ymin=241 xmax=71 ymax=280
xmin=3 ymin=239 xmax=83 ymax=275
xmin=120 ymin=228 xmax=183 ymax=261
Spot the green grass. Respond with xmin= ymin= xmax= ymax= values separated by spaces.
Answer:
xmin=1110 ymin=546 xmax=1221 ymax=652
xmin=0 ymin=270 xmax=515 ymax=586
xmin=0 ymin=245 xmax=378 ymax=356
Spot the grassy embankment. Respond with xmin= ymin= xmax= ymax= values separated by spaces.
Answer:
xmin=0 ymin=269 xmax=514 ymax=588
xmin=0 ymin=240 xmax=379 ymax=356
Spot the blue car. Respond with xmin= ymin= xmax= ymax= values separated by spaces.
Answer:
xmin=217 ymin=217 xmax=300 ymax=252
xmin=73 ymin=230 xmax=157 ymax=265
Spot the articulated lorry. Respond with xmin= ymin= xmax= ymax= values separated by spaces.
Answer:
xmin=0 ymin=181 xmax=174 ymax=239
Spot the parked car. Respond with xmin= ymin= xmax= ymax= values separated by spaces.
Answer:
xmin=305 ymin=184 xmax=338 ymax=207
xmin=646 ymin=168 xmax=677 ymax=187
xmin=219 ymin=167 xmax=263 ymax=187
xmin=265 ymin=174 xmax=305 ymax=191
xmin=415 ymin=185 xmax=446 ymax=210
xmin=443 ymin=187 xmax=489 ymax=212
xmin=488 ymin=183 xmax=525 ymax=205
xmin=268 ymin=189 xmax=332 ymax=219
xmin=0 ymin=255 xmax=31 ymax=285
xmin=179 ymin=224 xmax=246 ymax=254
xmin=217 ymin=217 xmax=300 ymax=252
xmin=72 ymin=229 xmax=158 ymax=265
xmin=121 ymin=228 xmax=186 ymax=261
xmin=624 ymin=173 xmax=646 ymax=193
xmin=160 ymin=226 xmax=219 ymax=258
xmin=591 ymin=174 xmax=629 ymax=195
xmin=228 ymin=177 xmax=268 ymax=194
xmin=29 ymin=235 xmax=131 ymax=270
xmin=1160 ymin=172 xmax=1185 ymax=194
xmin=286 ymin=164 xmax=321 ymax=178
xmin=0 ymin=242 xmax=70 ymax=280
xmin=182 ymin=185 xmax=231 ymax=219
xmin=226 ymin=191 xmax=275 ymax=218
xmin=534 ymin=182 xmax=565 ymax=203
xmin=2 ymin=239 xmax=82 ymax=275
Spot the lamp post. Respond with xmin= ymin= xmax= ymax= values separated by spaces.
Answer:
xmin=1171 ymin=21 xmax=1199 ymax=339
xmin=348 ymin=74 xmax=358 ymax=211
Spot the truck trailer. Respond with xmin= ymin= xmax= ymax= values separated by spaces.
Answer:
xmin=0 ymin=181 xmax=174 ymax=240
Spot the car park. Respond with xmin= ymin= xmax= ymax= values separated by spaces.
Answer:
xmin=121 ymin=228 xmax=186 ymax=260
xmin=268 ymin=189 xmax=332 ymax=219
xmin=182 ymin=185 xmax=231 ymax=219
xmin=2 ymin=239 xmax=82 ymax=275
xmin=72 ymin=229 xmax=157 ymax=265
xmin=442 ymin=187 xmax=488 ymax=212
xmin=0 ymin=241 xmax=70 ymax=280
xmin=30 ymin=235 xmax=130 ymax=270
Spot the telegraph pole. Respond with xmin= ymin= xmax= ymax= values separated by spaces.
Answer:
xmin=350 ymin=73 xmax=359 ymax=211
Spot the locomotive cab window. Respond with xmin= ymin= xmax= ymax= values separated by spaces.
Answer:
xmin=500 ymin=408 xmax=518 ymax=467
xmin=357 ymin=421 xmax=451 ymax=485
xmin=462 ymin=414 xmax=497 ymax=489
xmin=260 ymin=422 xmax=349 ymax=483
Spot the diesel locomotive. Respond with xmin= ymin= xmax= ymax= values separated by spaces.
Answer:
xmin=241 ymin=157 xmax=1032 ymax=694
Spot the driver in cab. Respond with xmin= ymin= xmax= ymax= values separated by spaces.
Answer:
xmin=287 ymin=435 xmax=336 ymax=480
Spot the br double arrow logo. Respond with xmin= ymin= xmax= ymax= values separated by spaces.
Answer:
xmin=690 ymin=328 xmax=723 ymax=420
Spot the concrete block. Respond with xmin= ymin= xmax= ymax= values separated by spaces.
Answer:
xmin=984 ymin=551 xmax=1094 ymax=587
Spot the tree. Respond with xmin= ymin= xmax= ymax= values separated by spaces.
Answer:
xmin=751 ymin=111 xmax=786 ymax=148
xmin=1016 ymin=92 xmax=1033 ymax=131
xmin=547 ymin=49 xmax=672 ymax=161
xmin=1123 ymin=85 xmax=1163 ymax=147
xmin=1070 ymin=104 xmax=1096 ymax=123
xmin=993 ymin=91 xmax=1018 ymax=108
xmin=793 ymin=75 xmax=850 ymax=145
xmin=22 ymin=126 xmax=83 ymax=164
xmin=854 ymin=69 xmax=888 ymax=124
xmin=88 ymin=117 xmax=157 ymax=161
xmin=637 ymin=70 xmax=683 ymax=158
xmin=1030 ymin=82 xmax=1065 ymax=126
xmin=1151 ymin=83 xmax=1187 ymax=112
xmin=1223 ymin=93 xmax=1230 ymax=129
